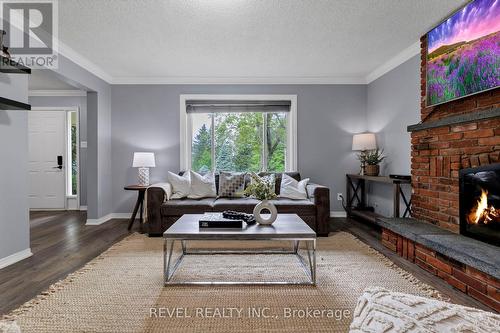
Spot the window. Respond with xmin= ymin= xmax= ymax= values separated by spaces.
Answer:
xmin=67 ymin=111 xmax=78 ymax=196
xmin=181 ymin=96 xmax=297 ymax=173
xmin=191 ymin=112 xmax=287 ymax=172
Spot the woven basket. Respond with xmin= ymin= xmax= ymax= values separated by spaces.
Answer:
xmin=365 ymin=164 xmax=380 ymax=176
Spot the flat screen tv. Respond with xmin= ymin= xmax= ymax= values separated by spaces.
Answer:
xmin=426 ymin=0 xmax=500 ymax=106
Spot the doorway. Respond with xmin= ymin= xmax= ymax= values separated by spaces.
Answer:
xmin=28 ymin=108 xmax=80 ymax=210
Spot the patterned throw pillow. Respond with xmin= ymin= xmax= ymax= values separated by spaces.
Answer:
xmin=248 ymin=172 xmax=276 ymax=194
xmin=218 ymin=172 xmax=246 ymax=198
xmin=349 ymin=287 xmax=500 ymax=333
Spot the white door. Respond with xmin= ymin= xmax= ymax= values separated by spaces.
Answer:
xmin=28 ymin=111 xmax=66 ymax=209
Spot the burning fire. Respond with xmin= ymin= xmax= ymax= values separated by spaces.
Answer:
xmin=467 ymin=189 xmax=500 ymax=225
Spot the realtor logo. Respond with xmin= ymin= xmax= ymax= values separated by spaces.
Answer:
xmin=0 ymin=0 xmax=58 ymax=68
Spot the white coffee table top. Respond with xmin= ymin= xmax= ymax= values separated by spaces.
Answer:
xmin=163 ymin=214 xmax=316 ymax=240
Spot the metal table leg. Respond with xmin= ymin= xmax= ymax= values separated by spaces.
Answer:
xmin=163 ymin=238 xmax=317 ymax=285
xmin=295 ymin=239 xmax=316 ymax=285
xmin=164 ymin=239 xmax=185 ymax=285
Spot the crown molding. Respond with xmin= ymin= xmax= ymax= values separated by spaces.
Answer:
xmin=365 ymin=41 xmax=420 ymax=84
xmin=110 ymin=76 xmax=368 ymax=85
xmin=29 ymin=90 xmax=87 ymax=97
xmin=57 ymin=41 xmax=114 ymax=84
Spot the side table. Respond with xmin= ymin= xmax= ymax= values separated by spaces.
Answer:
xmin=124 ymin=185 xmax=148 ymax=233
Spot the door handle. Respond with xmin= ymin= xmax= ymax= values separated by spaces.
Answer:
xmin=53 ymin=155 xmax=63 ymax=169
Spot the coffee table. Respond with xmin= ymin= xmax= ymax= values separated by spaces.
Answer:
xmin=163 ymin=214 xmax=317 ymax=285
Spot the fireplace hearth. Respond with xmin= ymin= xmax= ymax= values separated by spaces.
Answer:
xmin=459 ymin=163 xmax=500 ymax=247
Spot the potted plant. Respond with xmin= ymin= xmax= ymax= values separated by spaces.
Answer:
xmin=359 ymin=149 xmax=385 ymax=176
xmin=244 ymin=173 xmax=278 ymax=225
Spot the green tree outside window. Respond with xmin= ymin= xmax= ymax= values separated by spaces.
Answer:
xmin=191 ymin=112 xmax=286 ymax=173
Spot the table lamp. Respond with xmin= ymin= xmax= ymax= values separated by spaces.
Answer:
xmin=133 ymin=152 xmax=155 ymax=186
xmin=352 ymin=133 xmax=377 ymax=175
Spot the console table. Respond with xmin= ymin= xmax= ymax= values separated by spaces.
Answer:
xmin=346 ymin=174 xmax=411 ymax=223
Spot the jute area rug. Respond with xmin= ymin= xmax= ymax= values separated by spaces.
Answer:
xmin=3 ymin=232 xmax=442 ymax=333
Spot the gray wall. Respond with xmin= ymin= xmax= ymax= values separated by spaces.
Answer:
xmin=0 ymin=73 xmax=30 ymax=261
xmin=366 ymin=55 xmax=420 ymax=216
xmin=28 ymin=95 xmax=88 ymax=206
xmin=52 ymin=56 xmax=112 ymax=219
xmin=0 ymin=53 xmax=111 ymax=264
xmin=111 ymin=85 xmax=367 ymax=213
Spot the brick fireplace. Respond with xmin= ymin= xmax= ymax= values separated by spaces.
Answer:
xmin=379 ymin=35 xmax=500 ymax=312
xmin=410 ymin=35 xmax=500 ymax=234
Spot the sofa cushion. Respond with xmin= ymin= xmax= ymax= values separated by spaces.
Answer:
xmin=218 ymin=172 xmax=247 ymax=198
xmin=279 ymin=174 xmax=309 ymax=200
xmin=213 ymin=198 xmax=260 ymax=213
xmin=212 ymin=197 xmax=315 ymax=215
xmin=258 ymin=172 xmax=301 ymax=195
xmin=271 ymin=198 xmax=315 ymax=215
xmin=179 ymin=171 xmax=300 ymax=196
xmin=180 ymin=171 xmax=223 ymax=195
xmin=167 ymin=171 xmax=191 ymax=199
xmin=188 ymin=171 xmax=217 ymax=199
xmin=161 ymin=198 xmax=215 ymax=215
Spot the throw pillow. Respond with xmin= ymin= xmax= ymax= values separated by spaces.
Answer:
xmin=248 ymin=172 xmax=276 ymax=195
xmin=167 ymin=171 xmax=190 ymax=199
xmin=349 ymin=287 xmax=500 ymax=332
xmin=188 ymin=171 xmax=217 ymax=199
xmin=218 ymin=172 xmax=246 ymax=198
xmin=280 ymin=173 xmax=309 ymax=199
xmin=0 ymin=321 xmax=21 ymax=333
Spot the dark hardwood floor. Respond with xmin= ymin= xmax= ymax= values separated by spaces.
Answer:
xmin=0 ymin=211 xmax=134 ymax=315
xmin=0 ymin=212 xmax=491 ymax=316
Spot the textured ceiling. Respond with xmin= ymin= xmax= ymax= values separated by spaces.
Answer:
xmin=57 ymin=0 xmax=467 ymax=83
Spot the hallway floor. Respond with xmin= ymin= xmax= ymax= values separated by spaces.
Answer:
xmin=0 ymin=211 xmax=134 ymax=315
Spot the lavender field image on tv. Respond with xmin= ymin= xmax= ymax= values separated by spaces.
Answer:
xmin=427 ymin=0 xmax=500 ymax=106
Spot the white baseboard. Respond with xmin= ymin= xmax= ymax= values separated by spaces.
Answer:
xmin=85 ymin=213 xmax=132 ymax=225
xmin=80 ymin=206 xmax=87 ymax=211
xmin=111 ymin=213 xmax=132 ymax=219
xmin=330 ymin=211 xmax=347 ymax=218
xmin=66 ymin=196 xmax=79 ymax=210
xmin=86 ymin=213 xmax=113 ymax=225
xmin=0 ymin=248 xmax=33 ymax=269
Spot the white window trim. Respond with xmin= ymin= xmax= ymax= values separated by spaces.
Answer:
xmin=66 ymin=109 xmax=79 ymax=197
xmin=180 ymin=94 xmax=297 ymax=172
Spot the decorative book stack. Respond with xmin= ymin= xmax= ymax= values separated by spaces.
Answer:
xmin=199 ymin=213 xmax=243 ymax=229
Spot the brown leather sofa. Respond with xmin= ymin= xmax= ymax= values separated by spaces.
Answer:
xmin=146 ymin=172 xmax=330 ymax=236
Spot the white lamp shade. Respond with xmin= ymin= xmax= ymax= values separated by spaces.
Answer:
xmin=352 ymin=133 xmax=377 ymax=151
xmin=132 ymin=152 xmax=156 ymax=167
